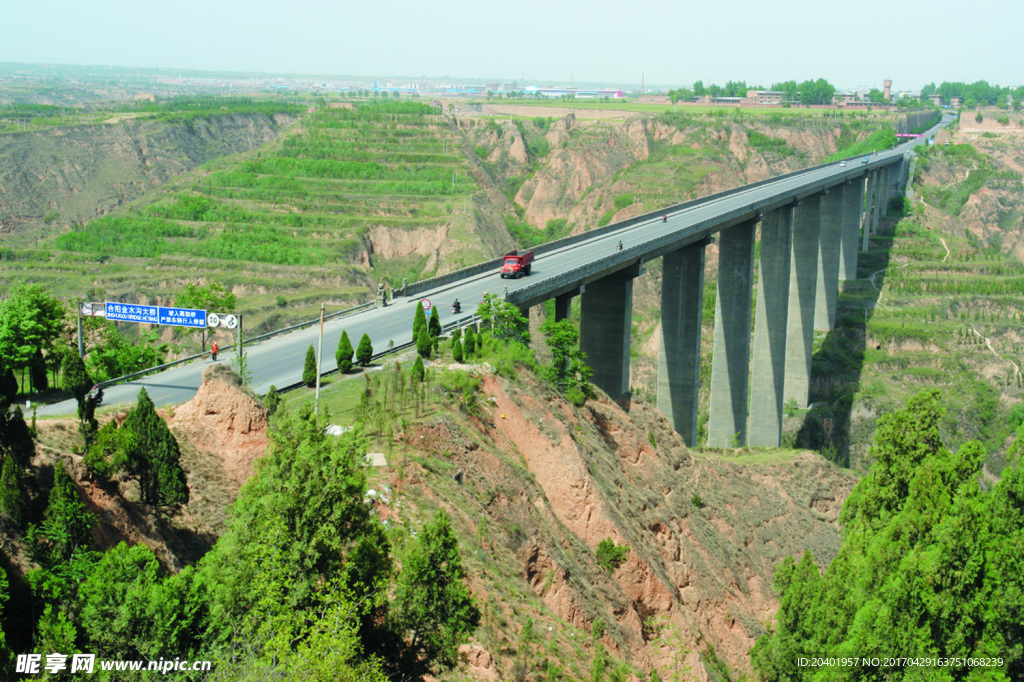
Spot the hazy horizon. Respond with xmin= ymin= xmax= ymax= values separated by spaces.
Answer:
xmin=2 ymin=0 xmax=1021 ymax=91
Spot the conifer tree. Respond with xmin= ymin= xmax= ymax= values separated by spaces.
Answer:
xmin=450 ymin=328 xmax=462 ymax=351
xmin=123 ymin=388 xmax=188 ymax=506
xmin=463 ymin=327 xmax=477 ymax=356
xmin=27 ymin=463 xmax=94 ymax=566
xmin=452 ymin=338 xmax=464 ymax=363
xmin=336 ymin=331 xmax=354 ymax=374
xmin=303 ymin=344 xmax=318 ymax=387
xmin=29 ymin=349 xmax=47 ymax=393
xmin=0 ymin=365 xmax=16 ymax=408
xmin=264 ymin=385 xmax=280 ymax=416
xmin=1 ymin=407 xmax=35 ymax=468
xmin=411 ymin=355 xmax=425 ymax=382
xmin=0 ymin=456 xmax=23 ymax=528
xmin=356 ymin=333 xmax=374 ymax=366
xmin=412 ymin=303 xmax=427 ymax=338
xmin=428 ymin=307 xmax=441 ymax=339
xmin=416 ymin=326 xmax=432 ymax=359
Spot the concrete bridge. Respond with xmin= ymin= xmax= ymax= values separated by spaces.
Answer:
xmin=502 ymin=135 xmax=935 ymax=447
xmin=43 ymin=116 xmax=950 ymax=446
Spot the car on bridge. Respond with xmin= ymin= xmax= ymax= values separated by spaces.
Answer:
xmin=861 ymin=157 xmax=870 ymax=164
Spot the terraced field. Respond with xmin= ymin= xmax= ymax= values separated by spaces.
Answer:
xmin=38 ymin=102 xmax=492 ymax=333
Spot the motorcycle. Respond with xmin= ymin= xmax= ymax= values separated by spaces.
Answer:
xmin=89 ymin=384 xmax=104 ymax=407
xmin=452 ymin=301 xmax=462 ymax=314
xmin=663 ymin=214 xmax=667 ymax=223
xmin=617 ymin=241 xmax=623 ymax=251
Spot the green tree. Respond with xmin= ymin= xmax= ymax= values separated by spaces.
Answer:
xmin=29 ymin=349 xmax=48 ymax=392
xmin=391 ymin=510 xmax=480 ymax=678
xmin=86 ymin=325 xmax=168 ymax=382
xmin=1 ymin=406 xmax=35 ymax=468
xmin=264 ymin=385 xmax=280 ymax=416
xmin=123 ymin=388 xmax=188 ymax=506
xmin=27 ymin=463 xmax=94 ymax=567
xmin=463 ymin=327 xmax=476 ymax=356
xmin=797 ymin=78 xmax=836 ymax=106
xmin=541 ymin=318 xmax=595 ymax=406
xmin=356 ymin=333 xmax=373 ymax=366
xmin=303 ymin=344 xmax=318 ymax=387
xmin=200 ymin=406 xmax=391 ymax=653
xmin=411 ymin=355 xmax=425 ymax=382
xmin=175 ymin=282 xmax=237 ymax=352
xmin=336 ymin=331 xmax=354 ymax=374
xmin=452 ymin=337 xmax=463 ymax=363
xmin=752 ymin=390 xmax=1024 ymax=680
xmin=428 ymin=307 xmax=441 ymax=339
xmin=416 ymin=326 xmax=432 ymax=359
xmin=412 ymin=302 xmax=427 ymax=339
xmin=0 ymin=365 xmax=17 ymax=408
xmin=477 ymin=293 xmax=529 ymax=345
xmin=60 ymin=352 xmax=95 ymax=448
xmin=0 ymin=282 xmax=66 ymax=387
xmin=83 ymin=421 xmax=134 ymax=479
xmin=0 ymin=456 xmax=23 ymax=528
xmin=77 ymin=543 xmax=203 ymax=660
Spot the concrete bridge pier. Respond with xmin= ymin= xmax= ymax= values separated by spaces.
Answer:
xmin=747 ymin=207 xmax=793 ymax=447
xmin=580 ymin=266 xmax=639 ymax=401
xmin=861 ymin=175 xmax=871 ymax=252
xmin=784 ymin=197 xmax=821 ymax=409
xmin=657 ymin=241 xmax=708 ymax=446
xmin=707 ymin=219 xmax=757 ymax=447
xmin=815 ymin=189 xmax=844 ymax=331
xmin=840 ymin=178 xmax=864 ymax=280
xmin=554 ymin=289 xmax=579 ymax=322
xmin=869 ymin=170 xmax=883 ymax=235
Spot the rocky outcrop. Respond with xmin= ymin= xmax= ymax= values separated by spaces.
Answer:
xmin=168 ymin=363 xmax=269 ymax=492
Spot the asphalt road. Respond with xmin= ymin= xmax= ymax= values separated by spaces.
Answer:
xmin=39 ymin=113 xmax=952 ymax=416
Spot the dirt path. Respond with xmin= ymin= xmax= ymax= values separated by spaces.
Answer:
xmin=970 ymin=326 xmax=1021 ymax=380
xmin=939 ymin=237 xmax=950 ymax=262
xmin=868 ymin=261 xmax=910 ymax=310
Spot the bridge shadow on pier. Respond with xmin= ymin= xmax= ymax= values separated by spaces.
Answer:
xmin=793 ymin=217 xmax=898 ymax=467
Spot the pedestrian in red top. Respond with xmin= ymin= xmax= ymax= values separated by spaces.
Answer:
xmin=211 ymin=341 xmax=219 ymax=361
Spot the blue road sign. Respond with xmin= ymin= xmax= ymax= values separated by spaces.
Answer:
xmin=105 ymin=303 xmax=207 ymax=328
xmin=105 ymin=302 xmax=159 ymax=324
xmin=158 ymin=306 xmax=206 ymax=328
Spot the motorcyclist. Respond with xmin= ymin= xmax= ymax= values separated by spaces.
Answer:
xmin=617 ymin=240 xmax=623 ymax=251
xmin=89 ymin=384 xmax=104 ymax=406
xmin=452 ymin=298 xmax=461 ymax=313
xmin=663 ymin=214 xmax=667 ymax=222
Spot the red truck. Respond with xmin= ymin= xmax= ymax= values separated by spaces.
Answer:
xmin=500 ymin=250 xmax=534 ymax=278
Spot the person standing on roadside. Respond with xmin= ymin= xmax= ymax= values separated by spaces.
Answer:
xmin=211 ymin=340 xmax=219 ymax=361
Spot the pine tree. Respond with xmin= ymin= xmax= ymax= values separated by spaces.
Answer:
xmin=27 ymin=463 xmax=94 ymax=566
xmin=356 ymin=333 xmax=374 ymax=366
xmin=391 ymin=510 xmax=481 ymax=677
xmin=60 ymin=351 xmax=92 ymax=400
xmin=0 ymin=365 xmax=16 ymax=409
xmin=303 ymin=344 xmax=318 ymax=387
xmin=463 ymin=327 xmax=477 ymax=356
xmin=123 ymin=388 xmax=188 ymax=506
xmin=452 ymin=338 xmax=464 ymax=363
xmin=336 ymin=331 xmax=354 ymax=374
xmin=413 ymin=303 xmax=427 ymax=338
xmin=428 ymin=307 xmax=442 ymax=339
xmin=1 ymin=407 xmax=35 ymax=468
xmin=416 ymin=326 xmax=432 ymax=359
xmin=450 ymin=327 xmax=462 ymax=351
xmin=29 ymin=349 xmax=48 ymax=393
xmin=0 ymin=456 xmax=23 ymax=528
xmin=412 ymin=355 xmax=425 ymax=382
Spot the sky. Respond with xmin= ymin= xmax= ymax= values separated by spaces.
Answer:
xmin=2 ymin=0 xmax=1021 ymax=90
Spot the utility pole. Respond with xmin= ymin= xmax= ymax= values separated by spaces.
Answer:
xmin=314 ymin=303 xmax=325 ymax=413
xmin=77 ymin=301 xmax=85 ymax=358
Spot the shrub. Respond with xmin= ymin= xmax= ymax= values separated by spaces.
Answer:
xmin=595 ymin=538 xmax=629 ymax=573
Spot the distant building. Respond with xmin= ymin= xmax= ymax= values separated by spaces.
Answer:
xmin=745 ymin=90 xmax=785 ymax=104
xmin=930 ymin=94 xmax=943 ymax=106
xmin=951 ymin=96 xmax=963 ymax=107
xmin=133 ymin=93 xmax=156 ymax=102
